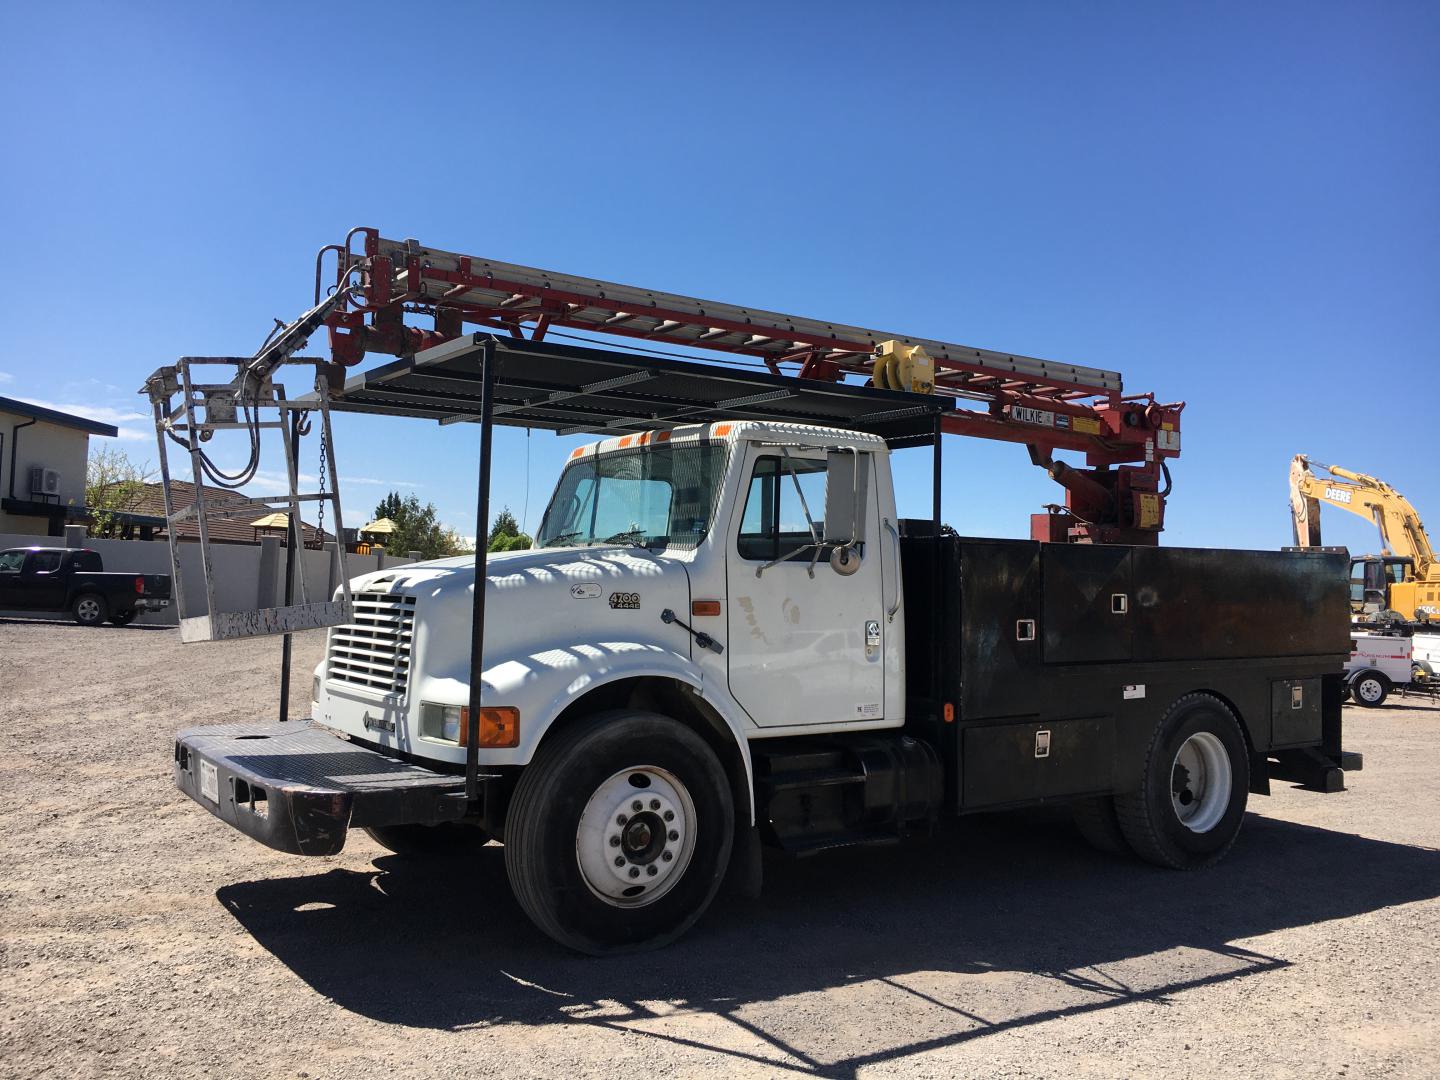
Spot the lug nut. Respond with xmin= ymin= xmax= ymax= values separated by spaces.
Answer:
xmin=632 ymin=800 xmax=643 ymax=812
xmin=647 ymin=865 xmax=658 ymax=876
xmin=668 ymin=830 xmax=679 ymax=841
xmin=609 ymin=836 xmax=620 ymax=847
xmin=663 ymin=810 xmax=674 ymax=821
xmin=649 ymin=799 xmax=660 ymax=810
xmin=614 ymin=856 xmax=625 ymax=867
xmin=617 ymin=814 xmax=627 ymax=825
xmin=628 ymin=867 xmax=640 ymax=879
xmin=662 ymin=851 xmax=673 ymax=862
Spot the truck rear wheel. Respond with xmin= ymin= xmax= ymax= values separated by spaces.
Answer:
xmin=1115 ymin=693 xmax=1250 ymax=870
xmin=72 ymin=593 xmax=108 ymax=626
xmin=1071 ymin=795 xmax=1129 ymax=855
xmin=363 ymin=822 xmax=490 ymax=856
xmin=504 ymin=711 xmax=733 ymax=955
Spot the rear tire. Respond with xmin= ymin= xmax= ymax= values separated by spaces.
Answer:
xmin=504 ymin=711 xmax=734 ymax=955
xmin=363 ymin=821 xmax=490 ymax=856
xmin=72 ymin=593 xmax=107 ymax=626
xmin=1351 ymin=671 xmax=1390 ymax=707
xmin=1115 ymin=693 xmax=1250 ymax=870
xmin=1071 ymin=795 xmax=1129 ymax=855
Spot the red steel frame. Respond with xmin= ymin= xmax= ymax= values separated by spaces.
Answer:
xmin=318 ymin=228 xmax=1184 ymax=544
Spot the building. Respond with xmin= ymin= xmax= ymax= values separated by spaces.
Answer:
xmin=122 ymin=480 xmax=331 ymax=546
xmin=0 ymin=396 xmax=118 ymax=536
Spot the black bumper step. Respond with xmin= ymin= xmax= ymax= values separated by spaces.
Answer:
xmin=174 ymin=720 xmax=490 ymax=856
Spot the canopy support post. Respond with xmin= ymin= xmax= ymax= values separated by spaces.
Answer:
xmin=465 ymin=338 xmax=497 ymax=803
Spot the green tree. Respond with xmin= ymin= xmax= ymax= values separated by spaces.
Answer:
xmin=488 ymin=507 xmax=519 ymax=546
xmin=371 ymin=492 xmax=470 ymax=559
xmin=487 ymin=506 xmax=532 ymax=553
xmin=85 ymin=446 xmax=153 ymax=538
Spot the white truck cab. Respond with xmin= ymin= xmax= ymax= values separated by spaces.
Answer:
xmin=314 ymin=420 xmax=903 ymax=775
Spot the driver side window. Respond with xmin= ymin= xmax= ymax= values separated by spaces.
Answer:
xmin=737 ymin=455 xmax=826 ymax=561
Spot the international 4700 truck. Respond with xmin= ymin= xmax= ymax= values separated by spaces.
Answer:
xmin=156 ymin=230 xmax=1359 ymax=954
xmin=173 ymin=418 xmax=1356 ymax=953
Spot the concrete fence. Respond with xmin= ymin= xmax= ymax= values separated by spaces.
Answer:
xmin=0 ymin=528 xmax=423 ymax=626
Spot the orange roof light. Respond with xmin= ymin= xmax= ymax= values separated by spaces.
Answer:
xmin=712 ymin=423 xmax=733 ymax=437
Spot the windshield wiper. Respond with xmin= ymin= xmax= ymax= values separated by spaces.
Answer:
xmin=601 ymin=528 xmax=651 ymax=548
xmin=545 ymin=530 xmax=583 ymax=547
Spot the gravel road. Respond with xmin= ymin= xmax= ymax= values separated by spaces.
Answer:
xmin=3 ymin=615 xmax=1438 ymax=1079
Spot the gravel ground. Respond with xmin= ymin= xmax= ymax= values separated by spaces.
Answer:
xmin=2 ymin=615 xmax=1439 ymax=1080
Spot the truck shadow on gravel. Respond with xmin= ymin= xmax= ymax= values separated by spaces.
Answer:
xmin=218 ymin=812 xmax=1440 ymax=1077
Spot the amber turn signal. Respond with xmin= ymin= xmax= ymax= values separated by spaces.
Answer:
xmin=457 ymin=706 xmax=521 ymax=748
xmin=691 ymin=600 xmax=722 ymax=617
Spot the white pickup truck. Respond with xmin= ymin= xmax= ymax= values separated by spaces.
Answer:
xmin=175 ymin=419 xmax=1358 ymax=953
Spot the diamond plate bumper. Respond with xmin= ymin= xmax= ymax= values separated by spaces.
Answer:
xmin=173 ymin=720 xmax=487 ymax=855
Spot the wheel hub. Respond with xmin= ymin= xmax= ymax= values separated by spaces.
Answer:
xmin=1170 ymin=731 xmax=1233 ymax=834
xmin=576 ymin=767 xmax=695 ymax=907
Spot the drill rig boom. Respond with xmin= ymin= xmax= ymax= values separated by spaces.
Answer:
xmin=312 ymin=228 xmax=1183 ymax=544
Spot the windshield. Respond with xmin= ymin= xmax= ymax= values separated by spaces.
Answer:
xmin=536 ymin=443 xmax=729 ymax=550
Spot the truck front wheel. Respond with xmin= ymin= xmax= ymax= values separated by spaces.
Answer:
xmin=72 ymin=593 xmax=108 ymax=626
xmin=504 ymin=711 xmax=734 ymax=955
xmin=1115 ymin=693 xmax=1250 ymax=870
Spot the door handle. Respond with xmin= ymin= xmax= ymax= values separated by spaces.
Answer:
xmin=884 ymin=518 xmax=901 ymax=622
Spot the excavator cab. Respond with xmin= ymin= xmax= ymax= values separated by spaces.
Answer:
xmin=1349 ymin=555 xmax=1413 ymax=621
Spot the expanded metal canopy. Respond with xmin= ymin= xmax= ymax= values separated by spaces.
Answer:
xmin=323 ymin=333 xmax=955 ymax=447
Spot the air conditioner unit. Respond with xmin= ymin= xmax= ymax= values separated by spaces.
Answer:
xmin=29 ymin=466 xmax=61 ymax=497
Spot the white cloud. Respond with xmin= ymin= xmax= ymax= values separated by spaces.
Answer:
xmin=8 ymin=396 xmax=152 ymax=441
xmin=0 ymin=371 xmax=13 ymax=384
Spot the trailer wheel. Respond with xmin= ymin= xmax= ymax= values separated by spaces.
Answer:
xmin=505 ymin=710 xmax=733 ymax=955
xmin=1350 ymin=671 xmax=1390 ymax=707
xmin=363 ymin=822 xmax=490 ymax=856
xmin=1115 ymin=693 xmax=1250 ymax=870
xmin=1071 ymin=795 xmax=1129 ymax=855
xmin=72 ymin=593 xmax=108 ymax=626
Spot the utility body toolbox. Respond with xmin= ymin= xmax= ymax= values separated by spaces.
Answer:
xmin=898 ymin=533 xmax=1358 ymax=807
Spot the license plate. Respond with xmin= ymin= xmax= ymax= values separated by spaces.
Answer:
xmin=199 ymin=759 xmax=219 ymax=803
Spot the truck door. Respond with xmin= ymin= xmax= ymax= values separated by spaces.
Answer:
xmin=725 ymin=447 xmax=887 ymax=728
xmin=13 ymin=551 xmax=66 ymax=610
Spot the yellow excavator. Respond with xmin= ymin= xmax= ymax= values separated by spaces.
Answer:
xmin=1290 ymin=455 xmax=1440 ymax=624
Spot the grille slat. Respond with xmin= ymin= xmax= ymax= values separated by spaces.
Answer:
xmin=325 ymin=593 xmax=416 ymax=696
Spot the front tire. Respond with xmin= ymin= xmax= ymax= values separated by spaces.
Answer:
xmin=72 ymin=593 xmax=108 ymax=626
xmin=504 ymin=711 xmax=734 ymax=955
xmin=1351 ymin=671 xmax=1390 ymax=707
xmin=1115 ymin=693 xmax=1250 ymax=870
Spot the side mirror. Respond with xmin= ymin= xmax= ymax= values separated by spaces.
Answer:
xmin=823 ymin=450 xmax=869 ymax=547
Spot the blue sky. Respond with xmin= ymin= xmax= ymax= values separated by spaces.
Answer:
xmin=1 ymin=2 xmax=1434 ymax=553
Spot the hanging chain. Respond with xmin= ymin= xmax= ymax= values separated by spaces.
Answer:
xmin=316 ymin=423 xmax=329 ymax=544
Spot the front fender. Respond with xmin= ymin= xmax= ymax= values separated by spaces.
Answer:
xmin=476 ymin=640 xmax=756 ymax=824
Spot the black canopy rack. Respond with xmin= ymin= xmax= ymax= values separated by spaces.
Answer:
xmin=320 ymin=333 xmax=955 ymax=448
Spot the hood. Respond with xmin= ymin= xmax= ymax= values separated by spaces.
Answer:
xmin=344 ymin=546 xmax=694 ymax=682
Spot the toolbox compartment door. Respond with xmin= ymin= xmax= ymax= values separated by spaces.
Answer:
xmin=961 ymin=715 xmax=1116 ymax=809
xmin=1042 ymin=545 xmax=1133 ymax=664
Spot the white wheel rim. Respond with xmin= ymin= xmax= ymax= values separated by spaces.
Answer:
xmin=77 ymin=598 xmax=100 ymax=621
xmin=1170 ymin=731 xmax=1232 ymax=834
xmin=1357 ymin=678 xmax=1383 ymax=703
xmin=576 ymin=766 xmax=696 ymax=908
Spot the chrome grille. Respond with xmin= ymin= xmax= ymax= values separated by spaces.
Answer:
xmin=325 ymin=593 xmax=416 ymax=695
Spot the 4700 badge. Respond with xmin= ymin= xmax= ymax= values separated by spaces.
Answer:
xmin=608 ymin=591 xmax=641 ymax=610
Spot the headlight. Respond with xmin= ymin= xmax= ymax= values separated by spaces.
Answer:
xmin=420 ymin=702 xmax=519 ymax=747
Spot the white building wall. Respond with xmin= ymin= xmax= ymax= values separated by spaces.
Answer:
xmin=0 ymin=407 xmax=92 ymax=534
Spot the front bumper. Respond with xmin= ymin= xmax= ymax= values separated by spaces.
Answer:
xmin=174 ymin=720 xmax=484 ymax=855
